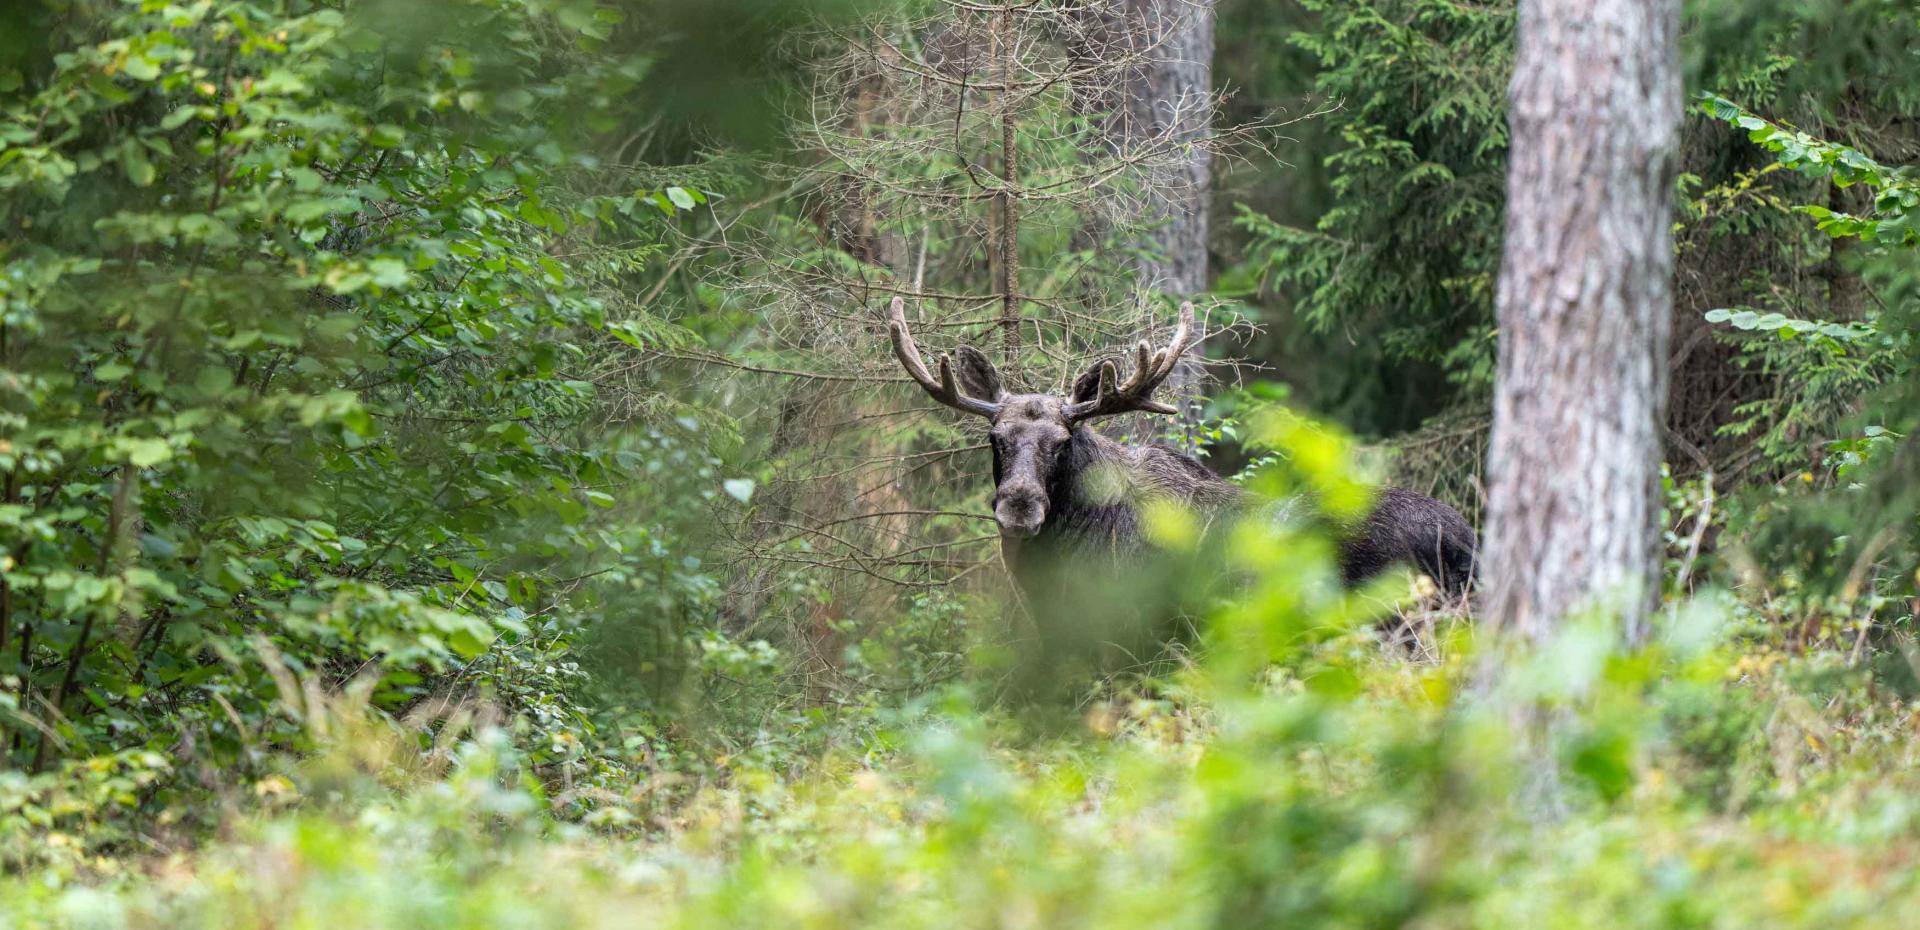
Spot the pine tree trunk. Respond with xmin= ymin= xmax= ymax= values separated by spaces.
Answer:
xmin=1110 ymin=0 xmax=1212 ymax=301
xmin=1070 ymin=0 xmax=1214 ymax=431
xmin=1481 ymin=0 xmax=1680 ymax=645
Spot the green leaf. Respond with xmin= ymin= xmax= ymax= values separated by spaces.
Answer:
xmin=194 ymin=366 xmax=233 ymax=394
xmin=369 ymin=124 xmax=406 ymax=148
xmin=288 ymin=167 xmax=324 ymax=192
xmin=121 ymin=55 xmax=160 ymax=82
xmin=160 ymin=105 xmax=198 ymax=130
xmin=449 ymin=625 xmax=494 ymax=659
xmin=168 ymin=665 xmax=222 ymax=688
xmin=557 ymin=2 xmax=598 ymax=34
xmin=125 ymin=438 xmax=172 ymax=468
xmin=1568 ymin=730 xmax=1634 ymax=802
xmin=324 ymin=265 xmax=372 ymax=294
xmin=367 ymin=258 xmax=410 ymax=289
xmin=341 ymin=408 xmax=375 ymax=438
xmin=666 ymin=186 xmax=697 ymax=210
xmin=123 ymin=144 xmax=155 ymax=187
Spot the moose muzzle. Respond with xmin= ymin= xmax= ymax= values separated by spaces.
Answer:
xmin=993 ymin=487 xmax=1046 ymax=539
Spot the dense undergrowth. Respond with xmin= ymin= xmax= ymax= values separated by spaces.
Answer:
xmin=12 ymin=584 xmax=1920 ymax=929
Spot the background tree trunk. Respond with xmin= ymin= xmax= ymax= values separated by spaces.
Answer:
xmin=1107 ymin=0 xmax=1213 ymax=299
xmin=1481 ymin=0 xmax=1681 ymax=645
xmin=1071 ymin=0 xmax=1215 ymax=434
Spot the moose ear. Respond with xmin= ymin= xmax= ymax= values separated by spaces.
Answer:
xmin=951 ymin=345 xmax=1007 ymax=402
xmin=1070 ymin=357 xmax=1116 ymax=404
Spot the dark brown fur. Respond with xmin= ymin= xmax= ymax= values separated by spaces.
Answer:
xmin=1007 ymin=419 xmax=1477 ymax=595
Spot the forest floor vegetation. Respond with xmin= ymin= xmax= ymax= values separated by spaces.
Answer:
xmin=9 ymin=580 xmax=1920 ymax=930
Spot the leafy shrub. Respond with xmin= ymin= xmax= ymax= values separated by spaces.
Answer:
xmin=1693 ymin=94 xmax=1919 ymax=606
xmin=0 ymin=0 xmax=740 ymax=838
xmin=11 ymin=509 xmax=1920 ymax=929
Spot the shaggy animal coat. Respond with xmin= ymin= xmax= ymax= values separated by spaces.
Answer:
xmin=1006 ymin=425 xmax=1478 ymax=596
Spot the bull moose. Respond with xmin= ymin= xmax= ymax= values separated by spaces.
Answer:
xmin=885 ymin=297 xmax=1479 ymax=608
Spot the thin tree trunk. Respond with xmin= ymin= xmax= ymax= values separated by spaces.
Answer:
xmin=996 ymin=6 xmax=1022 ymax=368
xmin=1822 ymin=180 xmax=1867 ymax=322
xmin=1481 ymin=0 xmax=1680 ymax=646
xmin=34 ymin=464 xmax=138 ymax=772
xmin=0 ymin=469 xmax=13 ymax=764
xmin=1101 ymin=0 xmax=1213 ymax=297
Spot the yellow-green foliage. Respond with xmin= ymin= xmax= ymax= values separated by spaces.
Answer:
xmin=10 ymin=536 xmax=1920 ymax=928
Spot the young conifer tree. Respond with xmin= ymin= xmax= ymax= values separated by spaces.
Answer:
xmin=714 ymin=0 xmax=1259 ymax=629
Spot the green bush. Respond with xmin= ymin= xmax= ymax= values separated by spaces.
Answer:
xmin=0 ymin=0 xmax=748 ymax=841
xmin=9 ymin=519 xmax=1920 ymax=928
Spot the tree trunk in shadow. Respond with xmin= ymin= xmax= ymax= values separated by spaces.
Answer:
xmin=1068 ymin=0 xmax=1215 ymax=439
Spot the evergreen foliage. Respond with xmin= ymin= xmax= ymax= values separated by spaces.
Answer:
xmin=1233 ymin=0 xmax=1511 ymax=412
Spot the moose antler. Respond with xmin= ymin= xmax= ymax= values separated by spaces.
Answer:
xmin=1062 ymin=301 xmax=1199 ymax=422
xmin=886 ymin=296 xmax=1002 ymax=418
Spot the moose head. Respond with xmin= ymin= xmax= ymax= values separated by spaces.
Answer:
xmin=886 ymin=297 xmax=1199 ymax=539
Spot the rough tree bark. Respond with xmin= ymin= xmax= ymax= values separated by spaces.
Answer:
xmin=1071 ymin=0 xmax=1215 ymax=430
xmin=1481 ymin=0 xmax=1681 ymax=646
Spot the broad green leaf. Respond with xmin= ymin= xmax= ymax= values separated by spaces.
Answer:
xmin=125 ymin=438 xmax=171 ymax=468
xmin=121 ymin=54 xmax=160 ymax=81
xmin=368 ymin=124 xmax=405 ymax=148
xmin=123 ymin=144 xmax=155 ymax=187
xmin=367 ymin=258 xmax=410 ymax=288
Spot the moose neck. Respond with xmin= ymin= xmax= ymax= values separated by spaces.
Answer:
xmin=1038 ymin=427 xmax=1141 ymax=542
xmin=1001 ymin=425 xmax=1240 ymax=582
